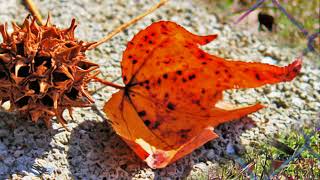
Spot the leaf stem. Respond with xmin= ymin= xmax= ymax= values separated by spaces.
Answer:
xmin=88 ymin=0 xmax=169 ymax=50
xmin=25 ymin=0 xmax=44 ymax=25
xmin=93 ymin=77 xmax=125 ymax=89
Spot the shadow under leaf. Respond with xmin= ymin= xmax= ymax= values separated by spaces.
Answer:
xmin=68 ymin=120 xmax=145 ymax=179
xmin=68 ymin=115 xmax=256 ymax=179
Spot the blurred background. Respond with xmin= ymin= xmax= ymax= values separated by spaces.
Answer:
xmin=197 ymin=0 xmax=320 ymax=53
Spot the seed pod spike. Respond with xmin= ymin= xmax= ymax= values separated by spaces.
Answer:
xmin=45 ymin=12 xmax=52 ymax=27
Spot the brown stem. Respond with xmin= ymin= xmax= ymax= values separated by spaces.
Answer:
xmin=88 ymin=0 xmax=169 ymax=50
xmin=93 ymin=77 xmax=125 ymax=89
xmin=25 ymin=0 xmax=44 ymax=25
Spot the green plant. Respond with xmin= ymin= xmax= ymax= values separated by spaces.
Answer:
xmin=211 ymin=127 xmax=319 ymax=179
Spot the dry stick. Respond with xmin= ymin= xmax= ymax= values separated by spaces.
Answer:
xmin=88 ymin=0 xmax=169 ymax=50
xmin=91 ymin=76 xmax=122 ymax=95
xmin=25 ymin=0 xmax=44 ymax=25
xmin=93 ymin=77 xmax=125 ymax=89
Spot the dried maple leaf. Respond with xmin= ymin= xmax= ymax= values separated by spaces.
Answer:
xmin=102 ymin=21 xmax=301 ymax=168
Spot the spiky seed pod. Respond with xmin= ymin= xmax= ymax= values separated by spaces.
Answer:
xmin=0 ymin=16 xmax=99 ymax=128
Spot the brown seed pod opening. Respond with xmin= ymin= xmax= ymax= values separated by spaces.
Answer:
xmin=0 ymin=15 xmax=99 ymax=128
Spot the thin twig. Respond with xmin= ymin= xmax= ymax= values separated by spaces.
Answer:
xmin=234 ymin=0 xmax=265 ymax=25
xmin=93 ymin=77 xmax=125 ymax=89
xmin=91 ymin=76 xmax=122 ymax=95
xmin=25 ymin=0 xmax=44 ymax=25
xmin=88 ymin=0 xmax=169 ymax=50
xmin=272 ymin=0 xmax=308 ymax=36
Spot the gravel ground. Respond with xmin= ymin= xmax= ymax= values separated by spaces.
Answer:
xmin=0 ymin=0 xmax=319 ymax=179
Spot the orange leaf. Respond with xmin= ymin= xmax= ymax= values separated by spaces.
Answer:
xmin=103 ymin=21 xmax=301 ymax=168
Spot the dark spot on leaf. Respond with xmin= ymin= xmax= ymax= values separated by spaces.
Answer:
xmin=164 ymin=93 xmax=169 ymax=98
xmin=128 ymin=55 xmax=133 ymax=59
xmin=152 ymin=121 xmax=160 ymax=129
xmin=201 ymin=89 xmax=206 ymax=94
xmin=162 ymin=31 xmax=168 ymax=35
xmin=202 ymin=62 xmax=207 ymax=65
xmin=132 ymin=59 xmax=138 ymax=64
xmin=199 ymin=53 xmax=205 ymax=58
xmin=163 ymin=73 xmax=168 ymax=79
xmin=215 ymin=71 xmax=220 ymax=75
xmin=179 ymin=129 xmax=191 ymax=139
xmin=188 ymin=74 xmax=196 ymax=80
xmin=176 ymin=70 xmax=182 ymax=75
xmin=138 ymin=111 xmax=146 ymax=117
xmin=144 ymin=120 xmax=151 ymax=127
xmin=192 ymin=99 xmax=200 ymax=105
xmin=167 ymin=102 xmax=175 ymax=110
xmin=148 ymin=40 xmax=153 ymax=44
xmin=182 ymin=78 xmax=187 ymax=83
xmin=161 ymin=24 xmax=168 ymax=30
xmin=157 ymin=78 xmax=161 ymax=85
xmin=255 ymin=73 xmax=261 ymax=80
xmin=181 ymin=134 xmax=187 ymax=138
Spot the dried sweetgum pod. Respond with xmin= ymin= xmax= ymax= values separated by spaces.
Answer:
xmin=0 ymin=16 xmax=99 ymax=127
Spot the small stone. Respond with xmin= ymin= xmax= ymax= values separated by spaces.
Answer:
xmin=291 ymin=97 xmax=304 ymax=108
xmin=44 ymin=165 xmax=56 ymax=175
xmin=205 ymin=149 xmax=215 ymax=160
xmin=3 ymin=156 xmax=15 ymax=166
xmin=261 ymin=56 xmax=277 ymax=64
xmin=1 ymin=101 xmax=11 ymax=110
xmin=226 ymin=144 xmax=236 ymax=156
xmin=13 ymin=150 xmax=24 ymax=158
xmin=307 ymin=102 xmax=320 ymax=111
xmin=0 ymin=162 xmax=9 ymax=175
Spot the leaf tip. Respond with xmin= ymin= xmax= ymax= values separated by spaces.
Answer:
xmin=284 ymin=58 xmax=302 ymax=81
